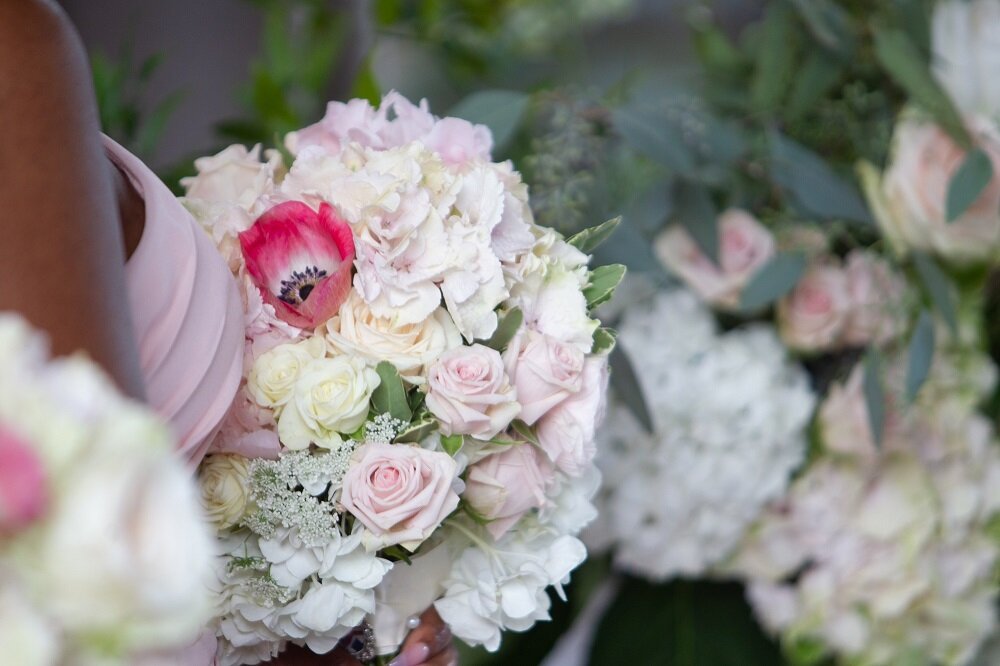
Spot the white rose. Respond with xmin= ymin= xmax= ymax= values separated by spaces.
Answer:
xmin=862 ymin=116 xmax=1000 ymax=263
xmin=198 ymin=454 xmax=253 ymax=530
xmin=38 ymin=450 xmax=213 ymax=651
xmin=425 ymin=344 xmax=521 ymax=440
xmin=247 ymin=336 xmax=326 ymax=412
xmin=277 ymin=356 xmax=381 ymax=450
xmin=932 ymin=0 xmax=1000 ymax=118
xmin=181 ymin=144 xmax=281 ymax=209
xmin=323 ymin=292 xmax=462 ymax=384
xmin=510 ymin=262 xmax=598 ymax=354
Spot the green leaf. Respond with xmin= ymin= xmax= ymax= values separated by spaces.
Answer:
xmin=751 ymin=3 xmax=798 ymax=113
xmin=590 ymin=578 xmax=783 ymax=666
xmin=906 ymin=311 xmax=936 ymax=402
xmin=481 ymin=308 xmax=523 ymax=352
xmin=873 ymin=28 xmax=972 ymax=148
xmin=380 ymin=545 xmax=413 ymax=564
xmin=786 ymin=50 xmax=844 ymax=122
xmin=395 ymin=411 xmax=437 ymax=444
xmin=370 ymin=361 xmax=412 ymax=423
xmin=440 ymin=434 xmax=464 ymax=457
xmin=448 ymin=90 xmax=530 ymax=150
xmin=912 ymin=252 xmax=958 ymax=335
xmin=510 ymin=419 xmax=539 ymax=445
xmin=740 ymin=252 xmax=808 ymax=311
xmin=612 ymin=105 xmax=695 ymax=172
xmin=946 ymin=148 xmax=994 ymax=222
xmin=787 ymin=0 xmax=856 ymax=58
xmin=584 ymin=264 xmax=627 ymax=310
xmin=671 ymin=180 xmax=718 ymax=263
xmin=769 ymin=130 xmax=872 ymax=224
xmin=690 ymin=11 xmax=746 ymax=75
xmin=592 ymin=327 xmax=617 ymax=355
xmin=610 ymin=345 xmax=654 ymax=434
xmin=863 ymin=350 xmax=886 ymax=447
xmin=568 ymin=216 xmax=622 ymax=254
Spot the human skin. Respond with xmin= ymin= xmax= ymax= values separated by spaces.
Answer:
xmin=0 ymin=0 xmax=145 ymax=397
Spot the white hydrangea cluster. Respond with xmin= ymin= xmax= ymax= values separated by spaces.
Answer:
xmin=585 ymin=289 xmax=815 ymax=578
xmin=731 ymin=349 xmax=1000 ymax=666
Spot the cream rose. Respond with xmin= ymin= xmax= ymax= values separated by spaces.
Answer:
xmin=181 ymin=144 xmax=280 ymax=209
xmin=503 ymin=328 xmax=585 ymax=425
xmin=425 ymin=344 xmax=520 ymax=440
xmin=842 ymin=251 xmax=909 ymax=347
xmin=464 ymin=443 xmax=553 ymax=539
xmin=340 ymin=442 xmax=460 ymax=551
xmin=277 ymin=356 xmax=381 ymax=450
xmin=777 ymin=263 xmax=851 ymax=352
xmin=655 ymin=209 xmax=776 ymax=309
xmin=198 ymin=454 xmax=253 ymax=530
xmin=862 ymin=116 xmax=1000 ymax=263
xmin=536 ymin=356 xmax=609 ymax=476
xmin=324 ymin=292 xmax=462 ymax=384
xmin=247 ymin=337 xmax=326 ymax=412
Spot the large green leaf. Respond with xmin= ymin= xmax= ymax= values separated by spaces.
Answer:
xmin=786 ymin=50 xmax=844 ymax=122
xmin=610 ymin=344 xmax=654 ymax=434
xmin=613 ymin=105 xmax=695 ymax=173
xmin=906 ymin=311 xmax=935 ymax=402
xmin=787 ymin=0 xmax=856 ymax=58
xmin=448 ymin=90 xmax=530 ymax=150
xmin=912 ymin=252 xmax=958 ymax=335
xmin=873 ymin=28 xmax=972 ymax=148
xmin=671 ymin=180 xmax=718 ymax=263
xmin=863 ymin=350 xmax=886 ymax=447
xmin=370 ymin=361 xmax=412 ymax=423
xmin=590 ymin=577 xmax=783 ymax=665
xmin=769 ymin=131 xmax=873 ymax=224
xmin=481 ymin=308 xmax=523 ymax=352
xmin=751 ymin=3 xmax=798 ymax=113
xmin=946 ymin=148 xmax=994 ymax=222
xmin=740 ymin=252 xmax=808 ymax=311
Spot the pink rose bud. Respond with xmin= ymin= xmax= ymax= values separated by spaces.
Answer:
xmin=425 ymin=344 xmax=520 ymax=441
xmin=503 ymin=329 xmax=585 ymax=425
xmin=655 ymin=209 xmax=776 ymax=309
xmin=842 ymin=251 xmax=908 ymax=348
xmin=341 ymin=443 xmax=460 ymax=551
xmin=777 ymin=263 xmax=851 ymax=353
xmin=464 ymin=444 xmax=554 ymax=540
xmin=0 ymin=427 xmax=48 ymax=534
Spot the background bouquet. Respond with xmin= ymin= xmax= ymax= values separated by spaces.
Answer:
xmin=182 ymin=92 xmax=621 ymax=664
xmin=0 ymin=315 xmax=212 ymax=665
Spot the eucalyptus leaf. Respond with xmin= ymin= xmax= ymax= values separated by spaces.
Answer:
xmin=786 ymin=50 xmax=843 ymax=122
xmin=440 ymin=434 xmax=464 ymax=457
xmin=906 ymin=311 xmax=935 ymax=402
xmin=946 ymin=148 xmax=994 ymax=222
xmin=610 ymin=344 xmax=654 ymax=434
xmin=739 ymin=252 xmax=808 ymax=311
xmin=481 ymin=308 xmax=523 ymax=352
xmin=568 ymin=217 xmax=623 ymax=254
xmin=863 ymin=350 xmax=886 ymax=447
xmin=671 ymin=180 xmax=718 ymax=263
xmin=584 ymin=264 xmax=627 ymax=310
xmin=751 ymin=3 xmax=798 ymax=112
xmin=769 ymin=131 xmax=872 ymax=224
xmin=612 ymin=105 xmax=695 ymax=172
xmin=592 ymin=327 xmax=618 ymax=355
xmin=912 ymin=252 xmax=958 ymax=335
xmin=873 ymin=28 xmax=972 ymax=148
xmin=787 ymin=0 xmax=856 ymax=57
xmin=448 ymin=90 xmax=530 ymax=150
xmin=370 ymin=361 xmax=412 ymax=423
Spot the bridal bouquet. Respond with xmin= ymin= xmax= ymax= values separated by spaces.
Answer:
xmin=182 ymin=92 xmax=620 ymax=664
xmin=0 ymin=315 xmax=212 ymax=665
xmin=572 ymin=0 xmax=1000 ymax=664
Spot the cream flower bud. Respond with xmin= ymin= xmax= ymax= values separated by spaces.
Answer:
xmin=198 ymin=454 xmax=253 ymax=530
xmin=247 ymin=336 xmax=327 ymax=412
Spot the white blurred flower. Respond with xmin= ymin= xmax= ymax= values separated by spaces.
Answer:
xmin=586 ymin=289 xmax=814 ymax=578
xmin=933 ymin=0 xmax=1000 ymax=119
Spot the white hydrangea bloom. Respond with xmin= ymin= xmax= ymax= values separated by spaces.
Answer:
xmin=586 ymin=289 xmax=815 ymax=578
xmin=435 ymin=521 xmax=587 ymax=651
xmin=731 ymin=350 xmax=1000 ymax=666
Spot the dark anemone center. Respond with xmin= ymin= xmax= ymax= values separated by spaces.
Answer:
xmin=278 ymin=265 xmax=328 ymax=305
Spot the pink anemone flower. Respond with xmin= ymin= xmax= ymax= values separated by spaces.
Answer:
xmin=239 ymin=201 xmax=357 ymax=329
xmin=0 ymin=426 xmax=48 ymax=534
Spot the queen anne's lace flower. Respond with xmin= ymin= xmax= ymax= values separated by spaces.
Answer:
xmin=586 ymin=289 xmax=815 ymax=579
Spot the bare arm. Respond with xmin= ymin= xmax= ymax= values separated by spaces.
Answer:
xmin=0 ymin=0 xmax=145 ymax=397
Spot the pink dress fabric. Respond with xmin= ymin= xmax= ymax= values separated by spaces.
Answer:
xmin=103 ymin=136 xmax=243 ymax=466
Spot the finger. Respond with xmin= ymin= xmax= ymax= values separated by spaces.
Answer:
xmin=419 ymin=646 xmax=459 ymax=666
xmin=390 ymin=610 xmax=452 ymax=666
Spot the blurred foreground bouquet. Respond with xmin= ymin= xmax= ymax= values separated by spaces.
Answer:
xmin=574 ymin=0 xmax=1000 ymax=664
xmin=0 ymin=316 xmax=212 ymax=665
xmin=182 ymin=92 xmax=621 ymax=664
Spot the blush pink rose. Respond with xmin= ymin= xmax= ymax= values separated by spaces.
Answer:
xmin=0 ymin=427 xmax=48 ymax=534
xmin=341 ymin=443 xmax=460 ymax=551
xmin=425 ymin=344 xmax=521 ymax=440
xmin=503 ymin=328 xmax=585 ymax=425
xmin=777 ymin=263 xmax=851 ymax=352
xmin=842 ymin=251 xmax=908 ymax=347
xmin=655 ymin=209 xmax=776 ymax=309
xmin=536 ymin=356 xmax=609 ymax=476
xmin=464 ymin=444 xmax=554 ymax=540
